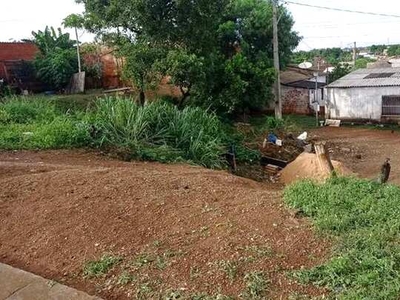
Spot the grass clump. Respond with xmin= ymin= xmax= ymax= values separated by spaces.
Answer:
xmin=94 ymin=97 xmax=226 ymax=168
xmin=83 ymin=254 xmax=122 ymax=278
xmin=284 ymin=177 xmax=400 ymax=299
xmin=241 ymin=271 xmax=268 ymax=299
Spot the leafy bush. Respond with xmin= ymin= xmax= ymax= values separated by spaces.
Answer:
xmin=285 ymin=177 xmax=400 ymax=300
xmin=94 ymin=97 xmax=226 ymax=168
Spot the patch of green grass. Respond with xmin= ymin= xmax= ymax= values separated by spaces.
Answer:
xmin=117 ymin=272 xmax=136 ymax=285
xmin=217 ymin=260 xmax=239 ymax=282
xmin=241 ymin=271 xmax=268 ymax=299
xmin=83 ymin=254 xmax=122 ymax=278
xmin=285 ymin=177 xmax=400 ymax=299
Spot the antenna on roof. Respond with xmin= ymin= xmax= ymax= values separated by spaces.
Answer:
xmin=298 ymin=61 xmax=313 ymax=69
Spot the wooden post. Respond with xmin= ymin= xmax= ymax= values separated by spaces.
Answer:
xmin=314 ymin=141 xmax=335 ymax=176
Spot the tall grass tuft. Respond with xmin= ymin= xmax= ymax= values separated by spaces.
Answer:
xmin=94 ymin=97 xmax=225 ymax=168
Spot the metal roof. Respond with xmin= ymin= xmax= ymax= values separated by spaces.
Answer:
xmin=283 ymin=80 xmax=326 ymax=89
xmin=327 ymin=68 xmax=400 ymax=88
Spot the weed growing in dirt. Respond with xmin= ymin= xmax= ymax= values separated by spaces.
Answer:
xmin=134 ymin=253 xmax=155 ymax=267
xmin=217 ymin=260 xmax=239 ymax=282
xmin=285 ymin=177 xmax=400 ymax=300
xmin=83 ymin=254 xmax=122 ymax=278
xmin=117 ymin=272 xmax=136 ymax=285
xmin=136 ymin=282 xmax=154 ymax=299
xmin=241 ymin=271 xmax=269 ymax=299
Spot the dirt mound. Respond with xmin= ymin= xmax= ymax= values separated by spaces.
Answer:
xmin=0 ymin=150 xmax=328 ymax=299
xmin=280 ymin=152 xmax=353 ymax=184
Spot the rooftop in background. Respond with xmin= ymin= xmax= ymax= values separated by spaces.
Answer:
xmin=327 ymin=68 xmax=400 ymax=88
xmin=280 ymin=66 xmax=312 ymax=84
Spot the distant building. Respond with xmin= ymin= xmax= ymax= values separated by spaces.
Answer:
xmin=279 ymin=66 xmax=326 ymax=115
xmin=326 ymin=68 xmax=400 ymax=121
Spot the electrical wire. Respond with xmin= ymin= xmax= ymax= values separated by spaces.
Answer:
xmin=285 ymin=1 xmax=400 ymax=18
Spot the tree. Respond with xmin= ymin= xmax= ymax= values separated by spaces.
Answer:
xmin=328 ymin=63 xmax=352 ymax=82
xmin=354 ymin=57 xmax=375 ymax=69
xmin=31 ymin=26 xmax=77 ymax=90
xmin=120 ymin=42 xmax=164 ymax=105
xmin=387 ymin=45 xmax=400 ymax=57
xmin=63 ymin=14 xmax=86 ymax=73
xmin=369 ymin=44 xmax=386 ymax=55
xmin=159 ymin=50 xmax=205 ymax=107
xmin=75 ymin=0 xmax=300 ymax=115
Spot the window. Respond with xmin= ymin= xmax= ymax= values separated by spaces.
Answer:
xmin=382 ymin=96 xmax=400 ymax=116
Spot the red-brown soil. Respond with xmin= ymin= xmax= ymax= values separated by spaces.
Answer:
xmin=310 ymin=127 xmax=400 ymax=185
xmin=0 ymin=150 xmax=328 ymax=299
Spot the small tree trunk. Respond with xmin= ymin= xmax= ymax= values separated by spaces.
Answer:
xmin=314 ymin=141 xmax=335 ymax=176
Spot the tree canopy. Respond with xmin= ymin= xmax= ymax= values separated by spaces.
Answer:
xmin=71 ymin=0 xmax=300 ymax=115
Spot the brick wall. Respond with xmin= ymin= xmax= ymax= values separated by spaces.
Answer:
xmin=0 ymin=43 xmax=39 ymax=81
xmin=281 ymin=85 xmax=313 ymax=115
xmin=0 ymin=42 xmax=38 ymax=61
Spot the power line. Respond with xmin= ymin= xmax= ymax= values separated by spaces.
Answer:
xmin=285 ymin=1 xmax=400 ymax=18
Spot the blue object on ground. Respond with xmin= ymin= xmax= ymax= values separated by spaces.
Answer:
xmin=267 ymin=133 xmax=277 ymax=144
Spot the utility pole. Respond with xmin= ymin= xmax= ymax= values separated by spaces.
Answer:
xmin=74 ymin=27 xmax=82 ymax=73
xmin=353 ymin=41 xmax=357 ymax=67
xmin=272 ymin=0 xmax=282 ymax=119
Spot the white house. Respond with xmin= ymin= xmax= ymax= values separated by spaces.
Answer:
xmin=326 ymin=68 xmax=400 ymax=121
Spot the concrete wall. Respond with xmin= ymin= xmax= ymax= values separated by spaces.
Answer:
xmin=326 ymin=86 xmax=400 ymax=120
xmin=281 ymin=85 xmax=312 ymax=115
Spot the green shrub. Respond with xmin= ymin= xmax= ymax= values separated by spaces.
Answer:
xmin=94 ymin=97 xmax=226 ymax=168
xmin=284 ymin=177 xmax=400 ymax=300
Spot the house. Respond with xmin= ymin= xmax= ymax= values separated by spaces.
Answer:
xmin=280 ymin=66 xmax=326 ymax=115
xmin=326 ymin=68 xmax=400 ymax=121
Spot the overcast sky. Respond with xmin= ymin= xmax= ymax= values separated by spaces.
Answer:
xmin=1 ymin=0 xmax=400 ymax=51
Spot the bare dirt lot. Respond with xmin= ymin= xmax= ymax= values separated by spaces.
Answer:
xmin=0 ymin=150 xmax=327 ymax=299
xmin=1 ymin=127 xmax=397 ymax=299
xmin=311 ymin=127 xmax=400 ymax=185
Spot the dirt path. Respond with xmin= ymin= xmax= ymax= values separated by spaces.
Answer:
xmin=0 ymin=150 xmax=328 ymax=299
xmin=311 ymin=127 xmax=400 ymax=184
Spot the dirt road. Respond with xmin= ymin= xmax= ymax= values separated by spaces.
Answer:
xmin=311 ymin=127 xmax=400 ymax=184
xmin=0 ymin=150 xmax=327 ymax=299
